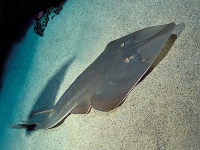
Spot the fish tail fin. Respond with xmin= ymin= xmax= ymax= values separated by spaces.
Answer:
xmin=10 ymin=123 xmax=37 ymax=131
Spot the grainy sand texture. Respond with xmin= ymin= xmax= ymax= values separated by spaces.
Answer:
xmin=0 ymin=0 xmax=199 ymax=149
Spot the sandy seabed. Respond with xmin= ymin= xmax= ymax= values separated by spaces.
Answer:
xmin=0 ymin=0 xmax=199 ymax=150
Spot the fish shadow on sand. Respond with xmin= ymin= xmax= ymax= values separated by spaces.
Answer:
xmin=26 ymin=56 xmax=75 ymax=134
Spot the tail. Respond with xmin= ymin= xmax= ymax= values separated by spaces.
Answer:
xmin=10 ymin=123 xmax=37 ymax=131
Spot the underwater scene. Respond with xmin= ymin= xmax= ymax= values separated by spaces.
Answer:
xmin=0 ymin=0 xmax=199 ymax=149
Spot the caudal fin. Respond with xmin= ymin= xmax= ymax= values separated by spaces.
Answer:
xmin=10 ymin=123 xmax=37 ymax=131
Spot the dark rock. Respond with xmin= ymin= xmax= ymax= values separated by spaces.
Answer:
xmin=34 ymin=1 xmax=66 ymax=37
